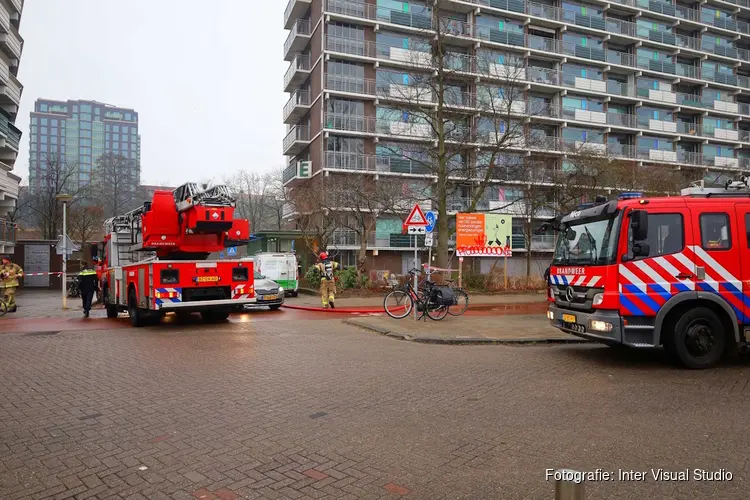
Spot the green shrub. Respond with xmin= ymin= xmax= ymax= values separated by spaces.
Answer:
xmin=336 ymin=266 xmax=358 ymax=290
xmin=304 ymin=265 xmax=321 ymax=289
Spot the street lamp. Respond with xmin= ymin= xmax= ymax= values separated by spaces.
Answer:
xmin=56 ymin=194 xmax=73 ymax=309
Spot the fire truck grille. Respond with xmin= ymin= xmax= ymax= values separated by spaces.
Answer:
xmin=552 ymin=285 xmax=604 ymax=312
xmin=182 ymin=286 xmax=232 ymax=302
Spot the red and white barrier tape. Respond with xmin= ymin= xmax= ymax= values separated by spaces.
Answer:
xmin=23 ymin=272 xmax=63 ymax=277
xmin=422 ymin=264 xmax=458 ymax=273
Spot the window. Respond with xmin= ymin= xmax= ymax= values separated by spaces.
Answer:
xmin=41 ymin=118 xmax=48 ymax=126
xmin=645 ymin=213 xmax=684 ymax=256
xmin=113 ymin=125 xmax=120 ymax=133
xmin=125 ymin=112 xmax=132 ymax=121
xmin=700 ymin=213 xmax=731 ymax=250
xmin=744 ymin=214 xmax=750 ymax=248
xmin=81 ymin=104 xmax=92 ymax=113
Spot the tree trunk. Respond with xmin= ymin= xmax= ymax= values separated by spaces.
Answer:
xmin=357 ymin=230 xmax=368 ymax=280
xmin=525 ymin=220 xmax=532 ymax=278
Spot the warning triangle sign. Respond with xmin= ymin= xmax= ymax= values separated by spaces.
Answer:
xmin=405 ymin=204 xmax=428 ymax=226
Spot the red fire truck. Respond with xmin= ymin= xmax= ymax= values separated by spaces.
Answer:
xmin=95 ymin=183 xmax=255 ymax=326
xmin=547 ymin=177 xmax=750 ymax=369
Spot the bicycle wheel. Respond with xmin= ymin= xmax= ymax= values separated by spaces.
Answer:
xmin=448 ymin=288 xmax=469 ymax=316
xmin=426 ymin=291 xmax=450 ymax=321
xmin=384 ymin=290 xmax=413 ymax=319
xmin=0 ymin=299 xmax=7 ymax=317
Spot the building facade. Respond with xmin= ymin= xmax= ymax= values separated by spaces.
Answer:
xmin=283 ymin=0 xmax=750 ymax=272
xmin=0 ymin=0 xmax=24 ymax=255
xmin=28 ymin=99 xmax=141 ymax=194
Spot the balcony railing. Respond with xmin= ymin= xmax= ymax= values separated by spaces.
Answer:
xmin=282 ymin=90 xmax=311 ymax=123
xmin=0 ymin=218 xmax=16 ymax=244
xmin=326 ymin=74 xmax=377 ymax=95
xmin=284 ymin=0 xmax=312 ymax=29
xmin=282 ymin=125 xmax=310 ymax=154
xmin=325 ymin=151 xmax=432 ymax=175
xmin=283 ymin=54 xmax=311 ymax=91
xmin=0 ymin=113 xmax=20 ymax=150
xmin=284 ymin=19 xmax=311 ymax=59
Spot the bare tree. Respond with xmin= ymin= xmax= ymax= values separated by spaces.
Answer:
xmin=286 ymin=176 xmax=339 ymax=256
xmin=26 ymin=153 xmax=85 ymax=240
xmin=68 ymin=203 xmax=105 ymax=266
xmin=367 ymin=12 xmax=537 ymax=269
xmin=322 ymin=173 xmax=420 ymax=277
xmin=91 ymin=153 xmax=139 ymax=218
xmin=264 ymin=168 xmax=287 ymax=231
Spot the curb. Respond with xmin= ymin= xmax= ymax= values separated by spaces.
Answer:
xmin=341 ymin=319 xmax=589 ymax=345
xmin=283 ymin=302 xmax=547 ymax=314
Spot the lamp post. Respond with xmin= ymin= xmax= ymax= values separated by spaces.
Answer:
xmin=56 ymin=194 xmax=73 ymax=309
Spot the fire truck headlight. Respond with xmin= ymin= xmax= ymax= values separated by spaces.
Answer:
xmin=589 ymin=320 xmax=613 ymax=332
xmin=592 ymin=293 xmax=604 ymax=306
xmin=546 ymin=310 xmax=554 ymax=320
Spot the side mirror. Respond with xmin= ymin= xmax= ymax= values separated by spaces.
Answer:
xmin=630 ymin=209 xmax=648 ymax=241
xmin=565 ymin=227 xmax=577 ymax=240
xmin=633 ymin=242 xmax=650 ymax=257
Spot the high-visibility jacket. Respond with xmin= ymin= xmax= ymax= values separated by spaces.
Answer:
xmin=1 ymin=263 xmax=23 ymax=288
xmin=78 ymin=268 xmax=99 ymax=294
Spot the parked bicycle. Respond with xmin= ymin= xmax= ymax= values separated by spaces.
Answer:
xmin=445 ymin=278 xmax=469 ymax=316
xmin=383 ymin=268 xmax=453 ymax=321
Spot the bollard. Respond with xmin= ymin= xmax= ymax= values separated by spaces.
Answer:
xmin=554 ymin=469 xmax=584 ymax=500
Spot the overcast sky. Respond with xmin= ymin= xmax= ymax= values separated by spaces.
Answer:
xmin=15 ymin=0 xmax=288 ymax=186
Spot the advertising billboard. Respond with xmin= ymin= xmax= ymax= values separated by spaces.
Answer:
xmin=455 ymin=213 xmax=513 ymax=257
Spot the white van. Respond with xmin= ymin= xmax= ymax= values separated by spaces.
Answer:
xmin=252 ymin=253 xmax=299 ymax=297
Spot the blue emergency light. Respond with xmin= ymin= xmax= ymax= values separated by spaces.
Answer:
xmin=617 ymin=192 xmax=643 ymax=200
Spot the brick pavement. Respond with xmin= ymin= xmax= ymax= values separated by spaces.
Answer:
xmin=343 ymin=313 xmax=578 ymax=343
xmin=1 ymin=318 xmax=750 ymax=499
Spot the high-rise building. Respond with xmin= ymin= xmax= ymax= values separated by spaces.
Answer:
xmin=282 ymin=0 xmax=750 ymax=272
xmin=29 ymin=99 xmax=141 ymax=194
xmin=0 ymin=0 xmax=25 ymax=255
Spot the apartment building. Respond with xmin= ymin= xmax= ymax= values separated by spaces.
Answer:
xmin=0 ymin=0 xmax=23 ymax=255
xmin=29 ymin=99 xmax=141 ymax=195
xmin=282 ymin=0 xmax=750 ymax=271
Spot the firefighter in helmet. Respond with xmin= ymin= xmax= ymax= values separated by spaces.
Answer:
xmin=314 ymin=251 xmax=339 ymax=309
xmin=1 ymin=255 xmax=23 ymax=312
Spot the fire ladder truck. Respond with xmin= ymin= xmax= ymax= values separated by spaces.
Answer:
xmin=96 ymin=183 xmax=255 ymax=326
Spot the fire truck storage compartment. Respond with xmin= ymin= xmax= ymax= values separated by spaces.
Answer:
xmin=182 ymin=286 xmax=232 ymax=302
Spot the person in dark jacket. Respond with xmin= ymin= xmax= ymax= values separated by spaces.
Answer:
xmin=78 ymin=266 xmax=99 ymax=318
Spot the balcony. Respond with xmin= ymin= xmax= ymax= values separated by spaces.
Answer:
xmin=324 ymin=113 xmax=376 ymax=135
xmin=326 ymin=74 xmax=377 ymax=96
xmin=282 ymin=125 xmax=310 ymax=156
xmin=282 ymin=160 xmax=313 ymax=187
xmin=284 ymin=19 xmax=311 ymax=61
xmin=324 ymin=152 xmax=432 ymax=175
xmin=284 ymin=0 xmax=312 ymax=30
xmin=0 ymin=5 xmax=21 ymax=63
xmin=283 ymin=90 xmax=311 ymax=124
xmin=0 ymin=112 xmax=20 ymax=152
xmin=0 ymin=73 xmax=21 ymax=107
xmin=283 ymin=54 xmax=311 ymax=92
xmin=0 ymin=218 xmax=16 ymax=246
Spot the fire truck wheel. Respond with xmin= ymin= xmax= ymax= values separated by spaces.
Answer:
xmin=128 ymin=290 xmax=146 ymax=328
xmin=106 ymin=302 xmax=118 ymax=319
xmin=201 ymin=311 xmax=230 ymax=322
xmin=672 ymin=307 xmax=726 ymax=369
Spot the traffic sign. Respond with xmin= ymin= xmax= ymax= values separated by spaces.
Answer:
xmin=408 ymin=226 xmax=426 ymax=235
xmin=424 ymin=233 xmax=434 ymax=247
xmin=425 ymin=211 xmax=436 ymax=233
xmin=227 ymin=246 xmax=237 ymax=256
xmin=219 ymin=252 xmax=225 ymax=259
xmin=405 ymin=203 xmax=428 ymax=227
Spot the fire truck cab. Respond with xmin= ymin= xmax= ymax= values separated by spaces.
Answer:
xmin=548 ymin=178 xmax=750 ymax=369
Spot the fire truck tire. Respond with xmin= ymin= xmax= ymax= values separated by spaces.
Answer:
xmin=672 ymin=307 xmax=726 ymax=369
xmin=201 ymin=311 xmax=230 ymax=322
xmin=106 ymin=303 xmax=118 ymax=319
xmin=128 ymin=290 xmax=146 ymax=328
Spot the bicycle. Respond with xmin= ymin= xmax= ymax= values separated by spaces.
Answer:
xmin=445 ymin=278 xmax=469 ymax=316
xmin=383 ymin=268 xmax=450 ymax=321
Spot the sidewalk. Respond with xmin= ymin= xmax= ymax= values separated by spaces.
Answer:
xmin=343 ymin=314 xmax=582 ymax=344
xmin=290 ymin=290 xmax=548 ymax=309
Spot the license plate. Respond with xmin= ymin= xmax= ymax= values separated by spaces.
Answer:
xmin=197 ymin=276 xmax=219 ymax=283
xmin=262 ymin=295 xmax=277 ymax=301
xmin=562 ymin=313 xmax=576 ymax=323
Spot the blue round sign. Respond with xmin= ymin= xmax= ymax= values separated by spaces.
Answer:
xmin=425 ymin=212 xmax=436 ymax=233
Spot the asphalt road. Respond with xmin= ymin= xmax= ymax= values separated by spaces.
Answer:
xmin=1 ymin=314 xmax=749 ymax=499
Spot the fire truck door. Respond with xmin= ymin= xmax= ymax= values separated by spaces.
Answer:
xmin=734 ymin=204 xmax=750 ymax=325
xmin=690 ymin=207 xmax=745 ymax=324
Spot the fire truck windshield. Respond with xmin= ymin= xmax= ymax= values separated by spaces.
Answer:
xmin=552 ymin=213 xmax=622 ymax=266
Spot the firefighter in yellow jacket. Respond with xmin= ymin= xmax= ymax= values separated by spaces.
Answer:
xmin=1 ymin=256 xmax=23 ymax=313
xmin=314 ymin=252 xmax=339 ymax=309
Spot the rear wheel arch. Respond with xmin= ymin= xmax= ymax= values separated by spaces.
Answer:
xmin=656 ymin=293 xmax=738 ymax=347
